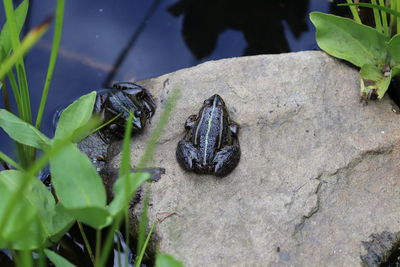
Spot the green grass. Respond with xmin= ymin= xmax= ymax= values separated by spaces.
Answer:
xmin=35 ymin=0 xmax=65 ymax=129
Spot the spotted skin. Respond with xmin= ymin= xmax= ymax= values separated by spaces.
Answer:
xmin=176 ymin=94 xmax=240 ymax=177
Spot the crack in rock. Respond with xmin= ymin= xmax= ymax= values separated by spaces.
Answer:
xmin=293 ymin=176 xmax=322 ymax=235
xmin=293 ymin=144 xmax=394 ymax=237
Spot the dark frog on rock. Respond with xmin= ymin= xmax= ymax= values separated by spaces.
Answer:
xmin=176 ymin=94 xmax=241 ymax=177
xmin=94 ymin=82 xmax=156 ymax=140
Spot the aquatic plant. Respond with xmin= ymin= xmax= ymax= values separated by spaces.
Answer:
xmin=0 ymin=90 xmax=183 ymax=266
xmin=310 ymin=0 xmax=400 ymax=100
xmin=0 ymin=1 xmax=183 ymax=266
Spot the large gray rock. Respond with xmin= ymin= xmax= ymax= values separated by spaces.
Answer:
xmin=107 ymin=51 xmax=400 ymax=266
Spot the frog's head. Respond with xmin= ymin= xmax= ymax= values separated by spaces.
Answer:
xmin=203 ymin=94 xmax=225 ymax=107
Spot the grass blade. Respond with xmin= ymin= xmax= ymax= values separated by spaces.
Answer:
xmin=0 ymin=18 xmax=51 ymax=81
xmin=378 ymin=0 xmax=389 ymax=36
xmin=345 ymin=0 xmax=362 ymax=24
xmin=397 ymin=0 xmax=400 ymax=35
xmin=136 ymin=190 xmax=149 ymax=262
xmin=44 ymin=249 xmax=76 ymax=267
xmin=3 ymin=0 xmax=32 ymax=124
xmin=35 ymin=0 xmax=65 ymax=129
xmin=0 ymin=0 xmax=28 ymax=61
xmin=77 ymin=222 xmax=95 ymax=266
xmin=371 ymin=0 xmax=383 ymax=33
xmin=339 ymin=2 xmax=400 ymax=19
xmin=155 ymin=254 xmax=184 ymax=267
xmin=135 ymin=222 xmax=155 ymax=267
xmin=137 ymin=87 xmax=181 ymax=169
xmin=0 ymin=151 xmax=22 ymax=170
xmin=120 ymin=113 xmax=133 ymax=267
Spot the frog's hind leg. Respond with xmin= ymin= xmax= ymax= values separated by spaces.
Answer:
xmin=176 ymin=140 xmax=198 ymax=171
xmin=213 ymin=145 xmax=241 ymax=177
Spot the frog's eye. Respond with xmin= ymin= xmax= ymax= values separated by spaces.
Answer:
xmin=204 ymin=99 xmax=211 ymax=105
xmin=134 ymin=110 xmax=142 ymax=117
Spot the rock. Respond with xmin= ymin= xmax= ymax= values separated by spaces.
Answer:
xmin=105 ymin=51 xmax=400 ymax=266
xmin=361 ymin=231 xmax=400 ymax=266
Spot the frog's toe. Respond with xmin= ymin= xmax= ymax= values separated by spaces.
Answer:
xmin=213 ymin=145 xmax=241 ymax=177
xmin=176 ymin=140 xmax=198 ymax=171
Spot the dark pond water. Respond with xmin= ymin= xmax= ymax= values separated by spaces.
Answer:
xmin=0 ymin=0 xmax=331 ymax=161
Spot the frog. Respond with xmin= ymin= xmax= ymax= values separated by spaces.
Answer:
xmin=94 ymin=82 xmax=156 ymax=140
xmin=176 ymin=94 xmax=241 ymax=177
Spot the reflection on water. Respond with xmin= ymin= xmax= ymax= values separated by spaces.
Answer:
xmin=168 ymin=0 xmax=309 ymax=59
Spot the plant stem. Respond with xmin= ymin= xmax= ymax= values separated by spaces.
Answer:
xmin=397 ymin=0 xmax=400 ymax=34
xmin=95 ymin=229 xmax=101 ymax=265
xmin=346 ymin=0 xmax=362 ymax=24
xmin=19 ymin=250 xmax=33 ymax=267
xmin=116 ymin=234 xmax=122 ymax=267
xmin=6 ymin=70 xmax=21 ymax=114
xmin=379 ymin=0 xmax=389 ymax=35
xmin=35 ymin=0 xmax=65 ymax=129
xmin=124 ymin=211 xmax=130 ymax=267
xmin=98 ymin=216 xmax=122 ymax=267
xmin=135 ymin=223 xmax=155 ymax=267
xmin=371 ymin=0 xmax=383 ymax=33
xmin=1 ymin=79 xmax=11 ymax=112
xmin=0 ymin=151 xmax=23 ymax=170
xmin=78 ymin=222 xmax=96 ymax=266
xmin=390 ymin=0 xmax=396 ymax=34
xmin=37 ymin=248 xmax=46 ymax=267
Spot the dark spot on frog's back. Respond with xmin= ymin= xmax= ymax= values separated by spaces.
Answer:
xmin=176 ymin=94 xmax=241 ymax=177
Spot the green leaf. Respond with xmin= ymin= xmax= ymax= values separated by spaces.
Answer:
xmin=50 ymin=142 xmax=109 ymax=229
xmin=108 ymin=172 xmax=149 ymax=217
xmin=360 ymin=63 xmax=392 ymax=99
xmin=0 ymin=170 xmax=46 ymax=249
xmin=0 ymin=170 xmax=74 ymax=249
xmin=0 ymin=0 xmax=28 ymax=62
xmin=0 ymin=109 xmax=51 ymax=150
xmin=55 ymin=91 xmax=96 ymax=140
xmin=48 ymin=203 xmax=75 ymax=241
xmin=155 ymin=254 xmax=184 ymax=267
xmin=66 ymin=206 xmax=111 ymax=229
xmin=387 ymin=34 xmax=400 ymax=66
xmin=310 ymin=12 xmax=388 ymax=67
xmin=44 ymin=249 xmax=77 ymax=267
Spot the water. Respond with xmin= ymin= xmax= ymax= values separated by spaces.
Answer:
xmin=0 ymin=0 xmax=334 ymax=159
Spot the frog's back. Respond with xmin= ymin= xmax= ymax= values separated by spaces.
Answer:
xmin=194 ymin=105 xmax=223 ymax=165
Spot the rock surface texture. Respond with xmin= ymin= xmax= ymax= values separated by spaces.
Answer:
xmin=107 ymin=51 xmax=400 ymax=266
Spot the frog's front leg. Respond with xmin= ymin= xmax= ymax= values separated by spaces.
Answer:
xmin=176 ymin=140 xmax=199 ymax=171
xmin=229 ymin=120 xmax=240 ymax=138
xmin=213 ymin=145 xmax=241 ymax=177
